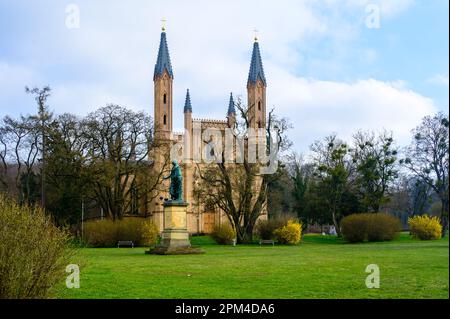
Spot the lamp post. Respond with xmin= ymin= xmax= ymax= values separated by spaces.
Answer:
xmin=194 ymin=178 xmax=200 ymax=235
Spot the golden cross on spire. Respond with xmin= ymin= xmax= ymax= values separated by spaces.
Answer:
xmin=253 ymin=29 xmax=259 ymax=42
xmin=161 ymin=18 xmax=166 ymax=31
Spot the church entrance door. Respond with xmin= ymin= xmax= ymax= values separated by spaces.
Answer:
xmin=203 ymin=212 xmax=215 ymax=234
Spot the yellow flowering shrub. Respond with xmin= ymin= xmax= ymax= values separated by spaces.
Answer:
xmin=211 ymin=224 xmax=236 ymax=245
xmin=408 ymin=215 xmax=442 ymax=240
xmin=141 ymin=219 xmax=160 ymax=246
xmin=274 ymin=220 xmax=302 ymax=245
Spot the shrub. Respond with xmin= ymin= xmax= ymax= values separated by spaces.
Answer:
xmin=341 ymin=214 xmax=368 ymax=243
xmin=83 ymin=218 xmax=159 ymax=247
xmin=256 ymin=217 xmax=288 ymax=240
xmin=83 ymin=219 xmax=118 ymax=247
xmin=0 ymin=194 xmax=71 ymax=298
xmin=408 ymin=215 xmax=442 ymax=240
xmin=273 ymin=220 xmax=302 ymax=245
xmin=211 ymin=224 xmax=236 ymax=245
xmin=366 ymin=214 xmax=401 ymax=242
xmin=341 ymin=213 xmax=402 ymax=243
xmin=117 ymin=218 xmax=146 ymax=244
xmin=141 ymin=219 xmax=160 ymax=246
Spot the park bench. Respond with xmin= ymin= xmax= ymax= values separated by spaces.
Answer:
xmin=117 ymin=240 xmax=134 ymax=248
xmin=259 ymin=239 xmax=275 ymax=246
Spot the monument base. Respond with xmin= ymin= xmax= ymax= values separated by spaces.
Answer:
xmin=146 ymin=201 xmax=204 ymax=255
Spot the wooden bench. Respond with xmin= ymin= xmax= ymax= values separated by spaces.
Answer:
xmin=259 ymin=239 xmax=275 ymax=246
xmin=117 ymin=241 xmax=134 ymax=248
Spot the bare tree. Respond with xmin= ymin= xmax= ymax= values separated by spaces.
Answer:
xmin=402 ymin=112 xmax=449 ymax=236
xmin=81 ymin=104 xmax=168 ymax=220
xmin=2 ymin=115 xmax=40 ymax=204
xmin=26 ymin=86 xmax=52 ymax=208
xmin=0 ymin=125 xmax=8 ymax=190
xmin=196 ymin=99 xmax=290 ymax=243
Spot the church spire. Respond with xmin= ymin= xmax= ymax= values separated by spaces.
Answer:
xmin=227 ymin=92 xmax=236 ymax=116
xmin=153 ymin=27 xmax=173 ymax=141
xmin=153 ymin=29 xmax=173 ymax=80
xmin=247 ymin=39 xmax=266 ymax=87
xmin=247 ymin=37 xmax=267 ymax=129
xmin=184 ymin=89 xmax=192 ymax=113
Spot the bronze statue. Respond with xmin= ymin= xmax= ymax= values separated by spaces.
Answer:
xmin=163 ymin=160 xmax=183 ymax=202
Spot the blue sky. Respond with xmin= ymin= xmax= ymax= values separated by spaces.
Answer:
xmin=0 ymin=0 xmax=448 ymax=154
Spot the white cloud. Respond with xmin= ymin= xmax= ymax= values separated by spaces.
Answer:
xmin=267 ymin=68 xmax=437 ymax=153
xmin=427 ymin=74 xmax=449 ymax=87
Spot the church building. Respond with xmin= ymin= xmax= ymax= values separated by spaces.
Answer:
xmin=149 ymin=26 xmax=268 ymax=234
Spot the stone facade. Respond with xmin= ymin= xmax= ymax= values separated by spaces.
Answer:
xmin=148 ymin=29 xmax=268 ymax=234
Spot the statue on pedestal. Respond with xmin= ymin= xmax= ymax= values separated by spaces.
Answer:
xmin=163 ymin=160 xmax=183 ymax=202
xmin=146 ymin=159 xmax=204 ymax=254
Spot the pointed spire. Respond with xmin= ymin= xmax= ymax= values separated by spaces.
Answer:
xmin=227 ymin=92 xmax=236 ymax=116
xmin=154 ymin=30 xmax=173 ymax=80
xmin=247 ymin=39 xmax=266 ymax=86
xmin=184 ymin=89 xmax=192 ymax=113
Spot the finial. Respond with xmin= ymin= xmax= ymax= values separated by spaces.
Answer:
xmin=161 ymin=18 xmax=166 ymax=32
xmin=253 ymin=29 xmax=259 ymax=42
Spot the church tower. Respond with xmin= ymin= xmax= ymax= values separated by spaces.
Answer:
xmin=247 ymin=36 xmax=267 ymax=129
xmin=153 ymin=26 xmax=174 ymax=141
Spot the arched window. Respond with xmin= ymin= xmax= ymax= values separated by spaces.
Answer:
xmin=258 ymin=101 xmax=261 ymax=111
xmin=258 ymin=119 xmax=262 ymax=128
xmin=163 ymin=114 xmax=167 ymax=125
xmin=163 ymin=93 xmax=167 ymax=104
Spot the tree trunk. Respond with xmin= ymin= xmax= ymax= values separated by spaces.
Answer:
xmin=331 ymin=211 xmax=341 ymax=237
xmin=244 ymin=223 xmax=254 ymax=243
xmin=441 ymin=199 xmax=449 ymax=238
xmin=238 ymin=230 xmax=253 ymax=244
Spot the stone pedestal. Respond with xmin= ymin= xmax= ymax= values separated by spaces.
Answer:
xmin=147 ymin=201 xmax=204 ymax=255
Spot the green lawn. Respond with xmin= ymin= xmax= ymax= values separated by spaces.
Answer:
xmin=56 ymin=233 xmax=449 ymax=299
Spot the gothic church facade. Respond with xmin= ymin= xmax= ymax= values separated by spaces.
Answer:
xmin=149 ymin=27 xmax=268 ymax=234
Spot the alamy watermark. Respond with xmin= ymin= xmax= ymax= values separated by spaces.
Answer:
xmin=365 ymin=4 xmax=381 ymax=29
xmin=365 ymin=264 xmax=380 ymax=288
xmin=169 ymin=126 xmax=280 ymax=174
xmin=65 ymin=4 xmax=80 ymax=29
xmin=66 ymin=264 xmax=80 ymax=289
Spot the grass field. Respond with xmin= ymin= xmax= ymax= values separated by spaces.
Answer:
xmin=56 ymin=233 xmax=449 ymax=299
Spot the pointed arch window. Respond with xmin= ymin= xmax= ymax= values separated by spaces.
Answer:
xmin=163 ymin=93 xmax=167 ymax=104
xmin=258 ymin=101 xmax=261 ymax=111
xmin=163 ymin=114 xmax=167 ymax=125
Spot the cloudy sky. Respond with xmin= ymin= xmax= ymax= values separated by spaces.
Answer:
xmin=0 ymin=0 xmax=448 ymax=154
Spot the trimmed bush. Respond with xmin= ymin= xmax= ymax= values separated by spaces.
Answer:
xmin=409 ymin=215 xmax=442 ymax=240
xmin=116 ymin=219 xmax=142 ymax=244
xmin=83 ymin=218 xmax=159 ymax=247
xmin=0 ymin=194 xmax=71 ymax=298
xmin=341 ymin=213 xmax=401 ymax=243
xmin=211 ymin=224 xmax=236 ymax=245
xmin=83 ymin=219 xmax=117 ymax=247
xmin=341 ymin=214 xmax=368 ymax=243
xmin=256 ymin=217 xmax=288 ymax=240
xmin=273 ymin=220 xmax=302 ymax=245
xmin=366 ymin=214 xmax=402 ymax=242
